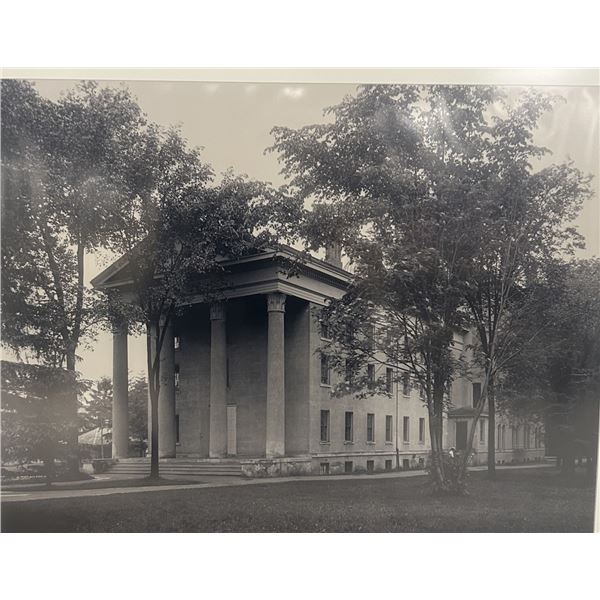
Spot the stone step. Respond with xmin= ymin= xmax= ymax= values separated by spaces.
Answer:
xmin=106 ymin=459 xmax=243 ymax=477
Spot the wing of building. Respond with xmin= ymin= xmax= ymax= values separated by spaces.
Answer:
xmin=92 ymin=244 xmax=545 ymax=477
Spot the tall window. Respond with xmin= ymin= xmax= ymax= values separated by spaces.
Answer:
xmin=525 ymin=425 xmax=530 ymax=449
xmin=367 ymin=364 xmax=375 ymax=388
xmin=367 ymin=413 xmax=375 ymax=442
xmin=419 ymin=417 xmax=425 ymax=443
xmin=320 ymin=410 xmax=330 ymax=442
xmin=320 ymin=320 xmax=330 ymax=340
xmin=472 ymin=382 xmax=481 ymax=407
xmin=502 ymin=425 xmax=506 ymax=450
xmin=480 ymin=419 xmax=486 ymax=444
xmin=497 ymin=424 xmax=501 ymax=449
xmin=175 ymin=414 xmax=180 ymax=444
xmin=320 ymin=354 xmax=331 ymax=385
xmin=344 ymin=412 xmax=354 ymax=442
xmin=385 ymin=415 xmax=393 ymax=443
xmin=403 ymin=416 xmax=410 ymax=442
xmin=402 ymin=373 xmax=410 ymax=396
xmin=386 ymin=368 xmax=394 ymax=393
xmin=345 ymin=359 xmax=353 ymax=384
xmin=366 ymin=324 xmax=376 ymax=352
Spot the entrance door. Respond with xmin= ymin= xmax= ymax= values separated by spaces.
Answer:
xmin=456 ymin=421 xmax=468 ymax=450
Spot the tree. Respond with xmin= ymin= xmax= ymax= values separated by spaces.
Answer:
xmin=454 ymin=92 xmax=591 ymax=480
xmin=270 ymin=84 xmax=591 ymax=491
xmin=128 ymin=376 xmax=149 ymax=453
xmin=498 ymin=259 xmax=600 ymax=476
xmin=1 ymin=79 xmax=147 ymax=474
xmin=1 ymin=360 xmax=77 ymax=484
xmin=101 ymin=122 xmax=279 ymax=479
xmin=270 ymin=84 xmax=502 ymax=492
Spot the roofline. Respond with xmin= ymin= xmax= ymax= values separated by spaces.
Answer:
xmin=91 ymin=242 xmax=353 ymax=290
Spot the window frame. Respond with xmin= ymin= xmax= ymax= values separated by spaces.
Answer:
xmin=320 ymin=409 xmax=330 ymax=443
xmin=386 ymin=367 xmax=394 ymax=393
xmin=366 ymin=413 xmax=375 ymax=443
xmin=385 ymin=415 xmax=393 ymax=443
xmin=344 ymin=411 xmax=354 ymax=443
xmin=320 ymin=353 xmax=331 ymax=386
xmin=403 ymin=416 xmax=410 ymax=443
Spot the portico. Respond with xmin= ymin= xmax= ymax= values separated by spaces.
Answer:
xmin=93 ymin=246 xmax=350 ymax=463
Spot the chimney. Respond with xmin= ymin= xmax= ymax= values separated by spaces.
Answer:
xmin=325 ymin=241 xmax=342 ymax=268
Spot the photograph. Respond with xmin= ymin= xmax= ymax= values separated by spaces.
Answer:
xmin=1 ymin=70 xmax=598 ymax=533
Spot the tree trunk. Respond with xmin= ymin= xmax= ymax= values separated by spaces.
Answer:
xmin=147 ymin=323 xmax=160 ymax=480
xmin=65 ymin=349 xmax=80 ymax=478
xmin=487 ymin=378 xmax=496 ymax=479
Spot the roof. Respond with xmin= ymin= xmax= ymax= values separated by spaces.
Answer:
xmin=78 ymin=427 xmax=111 ymax=446
xmin=91 ymin=243 xmax=352 ymax=306
xmin=448 ymin=406 xmax=488 ymax=418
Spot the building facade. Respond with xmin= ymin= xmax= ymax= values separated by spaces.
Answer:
xmin=92 ymin=246 xmax=545 ymax=476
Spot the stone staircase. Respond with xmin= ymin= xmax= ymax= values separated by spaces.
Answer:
xmin=105 ymin=458 xmax=243 ymax=477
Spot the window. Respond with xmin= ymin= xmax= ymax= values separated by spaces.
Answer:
xmin=525 ymin=425 xmax=530 ymax=449
xmin=175 ymin=414 xmax=180 ymax=444
xmin=402 ymin=373 xmax=410 ymax=396
xmin=320 ymin=462 xmax=330 ymax=475
xmin=402 ymin=458 xmax=410 ymax=470
xmin=320 ymin=320 xmax=330 ymax=340
xmin=344 ymin=461 xmax=353 ymax=473
xmin=174 ymin=364 xmax=180 ymax=389
xmin=320 ymin=354 xmax=331 ymax=385
xmin=386 ymin=367 xmax=394 ymax=393
xmin=385 ymin=459 xmax=393 ymax=471
xmin=472 ymin=382 xmax=481 ymax=407
xmin=344 ymin=411 xmax=354 ymax=442
xmin=366 ymin=460 xmax=374 ymax=473
xmin=345 ymin=359 xmax=353 ymax=384
xmin=403 ymin=416 xmax=410 ymax=442
xmin=419 ymin=417 xmax=425 ymax=443
xmin=367 ymin=413 xmax=375 ymax=442
xmin=385 ymin=415 xmax=393 ymax=443
xmin=174 ymin=335 xmax=181 ymax=351
xmin=497 ymin=424 xmax=501 ymax=450
xmin=320 ymin=410 xmax=330 ymax=443
xmin=366 ymin=324 xmax=376 ymax=352
xmin=367 ymin=364 xmax=375 ymax=388
xmin=480 ymin=419 xmax=486 ymax=444
xmin=502 ymin=425 xmax=506 ymax=450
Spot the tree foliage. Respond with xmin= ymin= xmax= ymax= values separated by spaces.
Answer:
xmin=270 ymin=84 xmax=592 ymax=491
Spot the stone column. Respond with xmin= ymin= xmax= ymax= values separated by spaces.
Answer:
xmin=266 ymin=293 xmax=286 ymax=458
xmin=112 ymin=323 xmax=129 ymax=459
xmin=209 ymin=302 xmax=227 ymax=458
xmin=158 ymin=319 xmax=177 ymax=458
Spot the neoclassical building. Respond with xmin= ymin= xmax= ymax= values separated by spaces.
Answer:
xmin=92 ymin=245 xmax=545 ymax=476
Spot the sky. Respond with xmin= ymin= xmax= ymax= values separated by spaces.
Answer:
xmin=25 ymin=79 xmax=600 ymax=381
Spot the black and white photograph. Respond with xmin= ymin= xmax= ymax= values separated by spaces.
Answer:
xmin=1 ymin=70 xmax=598 ymax=535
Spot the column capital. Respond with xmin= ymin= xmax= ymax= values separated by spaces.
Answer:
xmin=110 ymin=319 xmax=128 ymax=336
xmin=210 ymin=302 xmax=226 ymax=321
xmin=266 ymin=292 xmax=286 ymax=313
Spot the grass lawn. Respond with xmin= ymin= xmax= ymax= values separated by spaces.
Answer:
xmin=1 ymin=467 xmax=595 ymax=532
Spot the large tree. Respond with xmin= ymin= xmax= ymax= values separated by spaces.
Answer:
xmin=270 ymin=84 xmax=591 ymax=490
xmin=102 ymin=122 xmax=279 ymax=479
xmin=1 ymin=80 xmax=147 ymax=473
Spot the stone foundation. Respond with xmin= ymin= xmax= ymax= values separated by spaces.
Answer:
xmin=240 ymin=456 xmax=312 ymax=478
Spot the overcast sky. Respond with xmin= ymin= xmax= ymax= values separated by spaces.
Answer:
xmin=29 ymin=79 xmax=600 ymax=381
